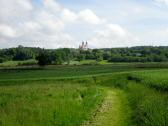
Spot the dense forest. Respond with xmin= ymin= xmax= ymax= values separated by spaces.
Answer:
xmin=1 ymin=45 xmax=168 ymax=65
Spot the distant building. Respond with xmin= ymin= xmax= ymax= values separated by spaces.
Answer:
xmin=79 ymin=41 xmax=88 ymax=50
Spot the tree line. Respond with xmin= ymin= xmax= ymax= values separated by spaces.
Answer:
xmin=1 ymin=45 xmax=168 ymax=65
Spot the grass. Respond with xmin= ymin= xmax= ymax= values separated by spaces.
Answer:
xmin=98 ymin=71 xmax=168 ymax=126
xmin=69 ymin=60 xmax=109 ymax=65
xmin=0 ymin=64 xmax=137 ymax=81
xmin=0 ymin=59 xmax=104 ymax=67
xmin=0 ymin=64 xmax=168 ymax=126
xmin=126 ymin=83 xmax=168 ymax=126
xmin=0 ymin=81 xmax=104 ymax=126
xmin=84 ymin=88 xmax=132 ymax=126
xmin=0 ymin=63 xmax=166 ymax=82
xmin=127 ymin=69 xmax=168 ymax=91
xmin=0 ymin=59 xmax=37 ymax=67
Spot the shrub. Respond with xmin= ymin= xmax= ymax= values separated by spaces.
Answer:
xmin=0 ymin=58 xmax=3 ymax=63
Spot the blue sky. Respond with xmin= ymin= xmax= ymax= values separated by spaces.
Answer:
xmin=0 ymin=0 xmax=168 ymax=48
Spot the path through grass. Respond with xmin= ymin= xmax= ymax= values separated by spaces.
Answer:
xmin=83 ymin=88 xmax=132 ymax=126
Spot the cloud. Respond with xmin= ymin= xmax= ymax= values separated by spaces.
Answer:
xmin=107 ymin=24 xmax=127 ymax=37
xmin=0 ymin=0 xmax=139 ymax=48
xmin=141 ymin=28 xmax=168 ymax=45
xmin=89 ymin=24 xmax=139 ymax=48
xmin=16 ymin=0 xmax=33 ymax=10
xmin=154 ymin=0 xmax=168 ymax=6
xmin=23 ymin=22 xmax=41 ymax=31
xmin=61 ymin=9 xmax=78 ymax=23
xmin=0 ymin=0 xmax=103 ymax=48
xmin=78 ymin=9 xmax=105 ymax=25
xmin=43 ymin=0 xmax=62 ymax=13
xmin=36 ymin=11 xmax=65 ymax=32
xmin=0 ymin=24 xmax=16 ymax=37
xmin=0 ymin=0 xmax=33 ymax=21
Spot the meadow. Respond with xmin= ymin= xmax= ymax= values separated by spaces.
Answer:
xmin=0 ymin=63 xmax=167 ymax=126
xmin=0 ymin=60 xmax=37 ymax=67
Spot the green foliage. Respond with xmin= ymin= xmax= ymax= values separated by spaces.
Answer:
xmin=1 ymin=46 xmax=168 ymax=64
xmin=13 ymin=45 xmax=34 ymax=61
xmin=55 ymin=48 xmax=71 ymax=64
xmin=36 ymin=50 xmax=52 ymax=66
xmin=0 ymin=58 xmax=3 ymax=63
xmin=0 ymin=46 xmax=40 ymax=62
xmin=107 ymin=46 xmax=168 ymax=62
xmin=92 ymin=49 xmax=103 ymax=61
xmin=77 ymin=54 xmax=85 ymax=61
xmin=103 ymin=51 xmax=111 ymax=60
xmin=0 ymin=59 xmax=37 ymax=67
xmin=49 ymin=50 xmax=62 ymax=65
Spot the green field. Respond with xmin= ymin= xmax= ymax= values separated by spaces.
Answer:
xmin=0 ymin=60 xmax=37 ymax=67
xmin=0 ymin=64 xmax=167 ymax=126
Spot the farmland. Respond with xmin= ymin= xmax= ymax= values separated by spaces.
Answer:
xmin=1 ymin=0 xmax=168 ymax=125
xmin=0 ymin=63 xmax=168 ymax=126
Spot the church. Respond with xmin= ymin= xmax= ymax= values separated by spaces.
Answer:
xmin=79 ymin=42 xmax=88 ymax=50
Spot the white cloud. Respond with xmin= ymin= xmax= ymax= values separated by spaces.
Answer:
xmin=89 ymin=24 xmax=139 ymax=48
xmin=0 ymin=0 xmax=140 ymax=48
xmin=0 ymin=0 xmax=106 ymax=48
xmin=36 ymin=11 xmax=65 ymax=32
xmin=0 ymin=24 xmax=16 ymax=37
xmin=107 ymin=24 xmax=127 ymax=37
xmin=43 ymin=0 xmax=62 ymax=13
xmin=154 ymin=0 xmax=168 ymax=6
xmin=24 ymin=22 xmax=41 ymax=31
xmin=0 ymin=0 xmax=33 ymax=20
xmin=78 ymin=9 xmax=105 ymax=25
xmin=143 ymin=28 xmax=168 ymax=44
xmin=61 ymin=9 xmax=78 ymax=23
xmin=16 ymin=0 xmax=33 ymax=10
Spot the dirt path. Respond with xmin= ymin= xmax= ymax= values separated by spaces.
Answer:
xmin=83 ymin=88 xmax=131 ymax=126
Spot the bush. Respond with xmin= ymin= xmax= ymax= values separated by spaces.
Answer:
xmin=17 ymin=60 xmax=37 ymax=66
xmin=0 ymin=58 xmax=4 ymax=63
xmin=36 ymin=51 xmax=52 ymax=66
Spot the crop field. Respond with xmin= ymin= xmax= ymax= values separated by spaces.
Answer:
xmin=0 ymin=64 xmax=140 ymax=82
xmin=0 ymin=64 xmax=167 ymax=126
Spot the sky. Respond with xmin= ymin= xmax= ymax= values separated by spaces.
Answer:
xmin=0 ymin=0 xmax=168 ymax=48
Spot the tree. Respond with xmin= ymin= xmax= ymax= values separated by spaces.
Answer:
xmin=103 ymin=51 xmax=111 ymax=60
xmin=85 ymin=50 xmax=95 ymax=59
xmin=77 ymin=54 xmax=85 ymax=61
xmin=0 ymin=58 xmax=3 ymax=63
xmin=93 ymin=49 xmax=103 ymax=61
xmin=36 ymin=50 xmax=51 ymax=66
xmin=54 ymin=51 xmax=63 ymax=65
xmin=13 ymin=46 xmax=33 ymax=61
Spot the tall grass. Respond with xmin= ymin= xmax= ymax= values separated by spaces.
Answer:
xmin=98 ymin=72 xmax=168 ymax=126
xmin=0 ymin=65 xmax=168 ymax=126
xmin=126 ymin=83 xmax=168 ymax=126
xmin=128 ymin=70 xmax=168 ymax=91
xmin=0 ymin=81 xmax=104 ymax=126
